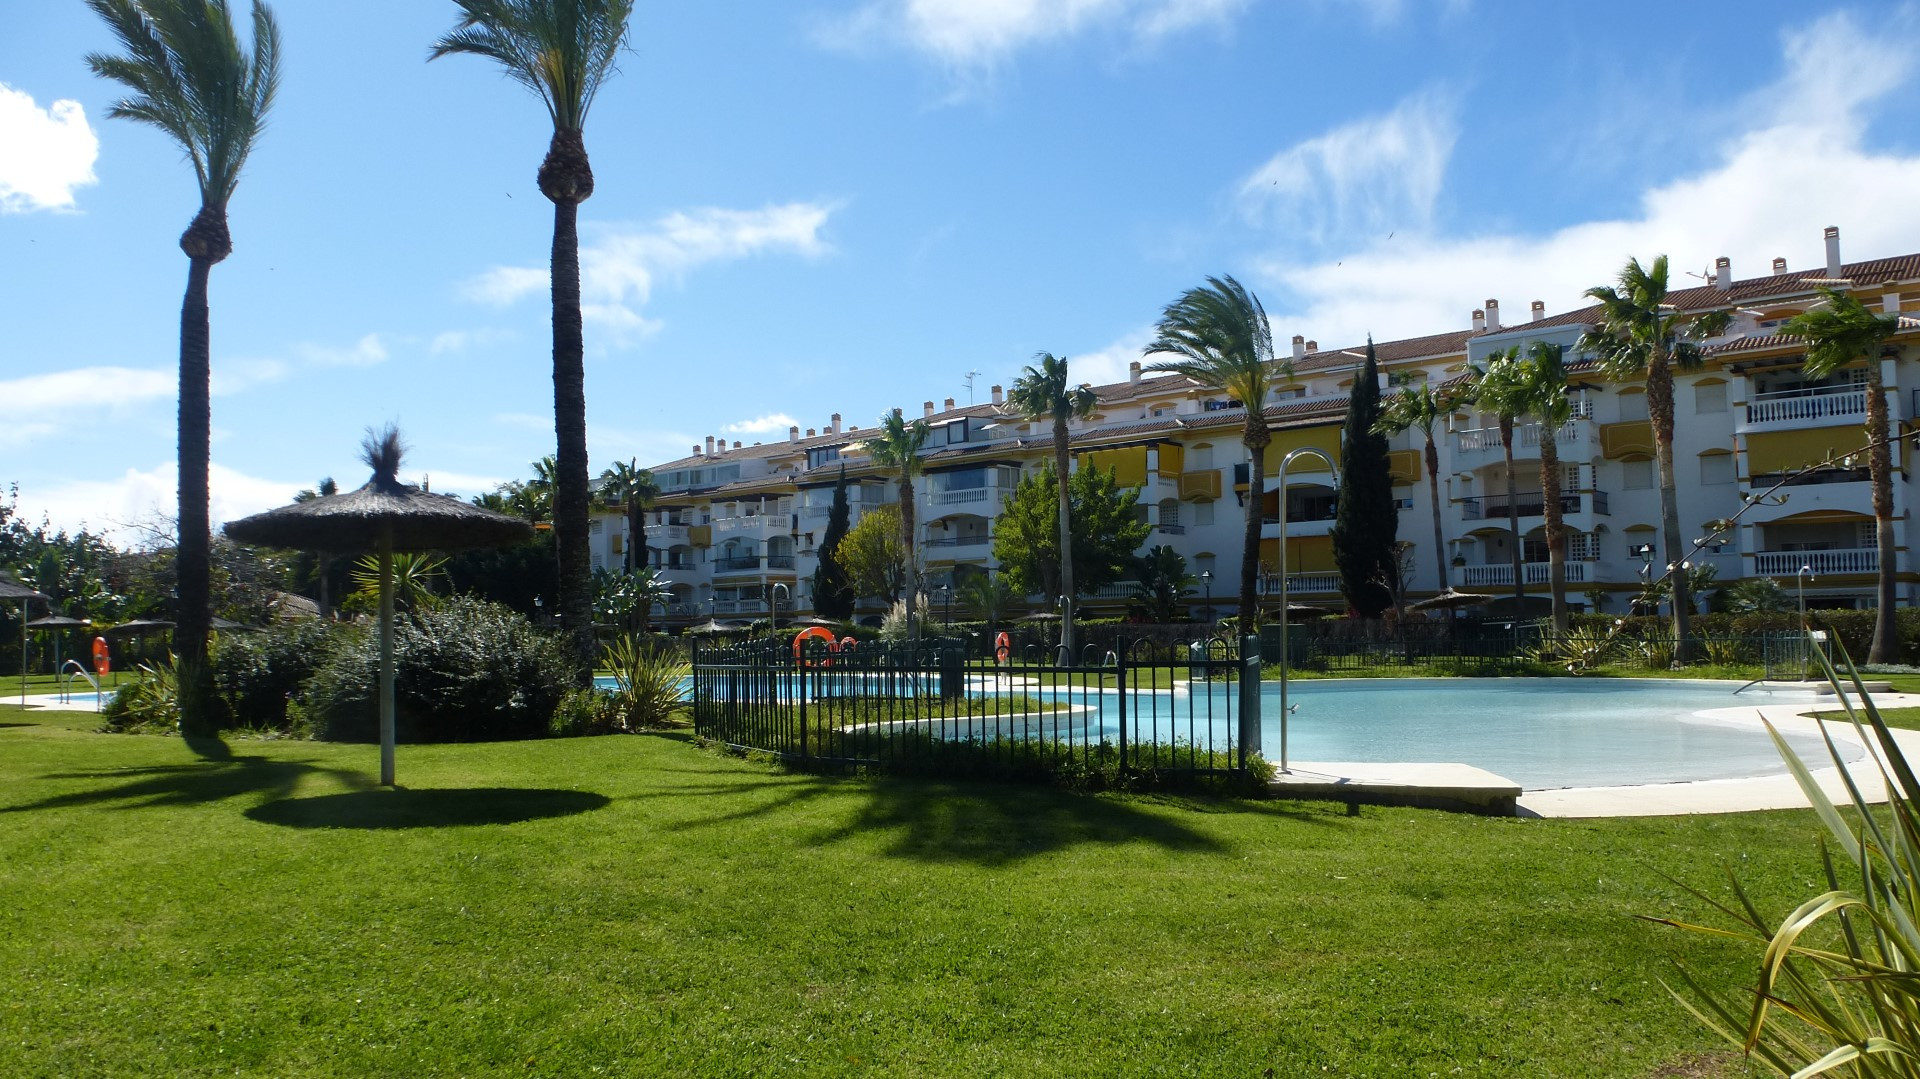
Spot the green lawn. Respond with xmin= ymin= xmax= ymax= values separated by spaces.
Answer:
xmin=0 ymin=703 xmax=1824 ymax=1077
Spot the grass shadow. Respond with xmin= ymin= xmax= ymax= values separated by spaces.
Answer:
xmin=4 ymin=753 xmax=375 ymax=815
xmin=245 ymin=788 xmax=610 ymax=830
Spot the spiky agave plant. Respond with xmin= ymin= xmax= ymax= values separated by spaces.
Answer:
xmin=1651 ymin=640 xmax=1920 ymax=1075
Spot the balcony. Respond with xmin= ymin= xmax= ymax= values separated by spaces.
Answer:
xmin=711 ymin=598 xmax=768 ymax=615
xmin=924 ymin=535 xmax=991 ymax=550
xmin=1155 ymin=522 xmax=1186 ymax=535
xmin=1743 ymin=386 xmax=1869 ymax=429
xmin=930 ymin=486 xmax=994 ymax=507
xmin=713 ymin=513 xmax=795 ymax=536
xmin=1754 ymin=548 xmax=1879 ymax=575
xmin=766 ymin=555 xmax=796 ymax=570
xmin=1177 ymin=471 xmax=1221 ymax=500
xmin=1457 ymin=492 xmax=1608 ymax=520
xmin=1457 ymin=561 xmax=1591 ymax=587
xmin=1257 ymin=573 xmax=1343 ymax=595
xmin=712 ymin=556 xmax=763 ymax=575
xmin=650 ymin=524 xmax=689 ymax=545
xmin=1454 ymin=419 xmax=1591 ymax=460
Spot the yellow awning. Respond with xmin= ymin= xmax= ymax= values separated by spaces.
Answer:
xmin=688 ymin=525 xmax=712 ymax=547
xmin=1157 ymin=442 xmax=1184 ymax=475
xmin=1745 ymin=428 xmax=1885 ymax=475
xmin=1261 ymin=424 xmax=1341 ymax=474
xmin=1260 ymin=534 xmax=1335 ymax=573
xmin=1387 ymin=449 xmax=1421 ymax=485
xmin=1079 ymin=446 xmax=1149 ymax=487
xmin=1599 ymin=420 xmax=1654 ymax=459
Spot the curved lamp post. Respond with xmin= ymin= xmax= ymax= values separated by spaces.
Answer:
xmin=1274 ymin=446 xmax=1338 ymax=775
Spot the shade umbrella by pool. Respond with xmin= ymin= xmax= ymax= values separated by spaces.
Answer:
xmin=223 ymin=428 xmax=532 ymax=786
xmin=105 ymin=618 xmax=176 ymax=636
xmin=1409 ymin=588 xmax=1496 ymax=611
xmin=27 ymin=615 xmax=89 ymax=682
xmin=2 ymin=577 xmax=48 ymax=706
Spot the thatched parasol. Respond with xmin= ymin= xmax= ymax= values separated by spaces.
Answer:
xmin=1409 ymin=588 xmax=1496 ymax=611
xmin=2 ymin=576 xmax=48 ymax=706
xmin=224 ymin=427 xmax=532 ymax=786
xmin=105 ymin=618 xmax=175 ymax=636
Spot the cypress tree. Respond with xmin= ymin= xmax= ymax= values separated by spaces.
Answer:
xmin=1332 ymin=338 xmax=1399 ymax=617
xmin=811 ymin=466 xmax=855 ymax=619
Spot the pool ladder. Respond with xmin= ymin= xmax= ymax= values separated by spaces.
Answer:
xmin=59 ymin=660 xmax=104 ymax=709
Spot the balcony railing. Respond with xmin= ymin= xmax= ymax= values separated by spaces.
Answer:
xmin=1156 ymin=522 xmax=1186 ymax=535
xmin=1755 ymin=548 xmax=1879 ymax=575
xmin=1257 ymin=573 xmax=1343 ymax=595
xmin=1459 ymin=561 xmax=1591 ymax=586
xmin=1458 ymin=493 xmax=1583 ymax=520
xmin=713 ymin=556 xmax=762 ymax=572
xmin=924 ymin=535 xmax=990 ymax=548
xmin=1455 ymin=419 xmax=1585 ymax=454
xmin=1746 ymin=386 xmax=1868 ymax=426
xmin=931 ymin=487 xmax=992 ymax=506
xmin=766 ymin=555 xmax=796 ymax=570
xmin=711 ymin=599 xmax=768 ymax=615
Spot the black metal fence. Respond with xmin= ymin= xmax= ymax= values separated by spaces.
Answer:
xmin=691 ymin=635 xmax=1264 ymax=779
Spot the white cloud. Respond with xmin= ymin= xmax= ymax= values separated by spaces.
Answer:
xmin=15 ymin=462 xmax=304 ymax=546
xmin=0 ymin=84 xmax=98 ymax=213
xmin=818 ymin=0 xmax=1249 ymax=70
xmin=1251 ymin=10 xmax=1920 ymax=349
xmin=295 ymin=333 xmax=388 ymax=368
xmin=1062 ymin=327 xmax=1155 ymax=388
xmin=493 ymin=412 xmax=552 ymax=433
xmin=724 ymin=412 xmax=803 ymax=436
xmin=429 ymin=328 xmax=513 ymax=356
xmin=1237 ymin=89 xmax=1457 ymax=249
xmin=0 ymin=365 xmax=173 ymax=412
xmin=465 ymin=202 xmax=834 ymax=343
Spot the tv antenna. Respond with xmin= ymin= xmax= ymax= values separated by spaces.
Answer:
xmin=964 ymin=370 xmax=983 ymax=404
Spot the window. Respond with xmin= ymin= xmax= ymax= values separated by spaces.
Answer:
xmin=1622 ymin=458 xmax=1653 ymax=490
xmin=807 ymin=445 xmax=843 ymax=470
xmin=1191 ymin=445 xmax=1214 ymax=471
xmin=1618 ymin=390 xmax=1649 ymax=421
xmin=1860 ymin=521 xmax=1879 ymax=549
xmin=1194 ymin=500 xmax=1215 ymax=526
xmin=1695 ymin=381 xmax=1727 ymax=413
xmin=1699 ymin=453 xmax=1734 ymax=486
xmin=1567 ymin=532 xmax=1600 ymax=561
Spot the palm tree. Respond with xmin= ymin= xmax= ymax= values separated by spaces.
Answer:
xmin=959 ymin=571 xmax=1016 ymax=638
xmin=1143 ymin=276 xmax=1289 ymax=638
xmin=1785 ymin=286 xmax=1903 ymax=662
xmin=1470 ymin=351 xmax=1530 ymax=611
xmin=432 ymin=0 xmax=637 ymax=679
xmin=1373 ymin=383 xmax=1457 ymax=596
xmin=1004 ymin=353 xmax=1099 ymax=653
xmin=1515 ymin=342 xmax=1573 ymax=631
xmin=1132 ymin=545 xmax=1197 ymax=624
xmin=1578 ymin=255 xmax=1730 ymax=656
xmin=863 ymin=410 xmax=931 ymax=635
xmin=597 ymin=458 xmax=658 ymax=574
xmin=84 ymin=0 xmax=281 ymax=736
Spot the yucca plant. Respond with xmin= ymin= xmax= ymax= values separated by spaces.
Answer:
xmin=602 ymin=635 xmax=689 ymax=730
xmin=1653 ymin=638 xmax=1920 ymax=1075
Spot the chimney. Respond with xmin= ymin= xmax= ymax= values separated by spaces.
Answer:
xmin=1129 ymin=360 xmax=1142 ymax=384
xmin=1530 ymin=300 xmax=1546 ymax=322
xmin=1291 ymin=334 xmax=1305 ymax=360
xmin=923 ymin=401 xmax=935 ymax=418
xmin=1887 ymin=290 xmax=1903 ymax=315
xmin=806 ymin=428 xmax=816 ymax=438
xmin=892 ymin=407 xmax=903 ymax=420
xmin=692 ymin=444 xmax=701 ymax=457
xmin=1484 ymin=299 xmax=1501 ymax=331
xmin=1772 ymin=256 xmax=1789 ymax=275
xmin=732 ymin=441 xmax=742 ymax=450
xmin=1714 ymin=256 xmax=1731 ymax=292
xmin=991 ymin=385 xmax=1003 ymax=406
xmin=1825 ymin=225 xmax=1842 ymax=277
xmin=789 ymin=425 xmax=799 ymax=442
xmin=1305 ymin=340 xmax=1318 ymax=355
xmin=1472 ymin=308 xmax=1485 ymax=332
xmin=943 ymin=397 xmax=954 ymax=411
xmin=831 ymin=413 xmax=842 ymax=434
xmin=705 ymin=435 xmax=715 ymax=456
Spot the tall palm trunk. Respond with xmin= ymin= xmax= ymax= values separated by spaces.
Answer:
xmin=1053 ymin=416 xmax=1075 ymax=654
xmin=899 ymin=475 xmax=918 ymax=634
xmin=545 ymin=131 xmax=594 ymax=681
xmin=1241 ymin=422 xmax=1270 ymax=637
xmin=1499 ymin=418 xmax=1523 ymax=608
xmin=1539 ymin=429 xmax=1568 ymax=631
xmin=1647 ymin=353 xmax=1693 ymax=657
xmin=632 ymin=504 xmax=648 ymax=576
xmin=1867 ymin=363 xmax=1898 ymax=663
xmin=1423 ymin=431 xmax=1446 ymax=591
xmin=175 ymin=204 xmax=229 ymax=737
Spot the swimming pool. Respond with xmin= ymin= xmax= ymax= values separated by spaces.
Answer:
xmin=1262 ymin=679 xmax=1853 ymax=790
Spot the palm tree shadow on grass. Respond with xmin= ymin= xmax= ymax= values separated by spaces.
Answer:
xmin=4 ymin=749 xmax=373 ymax=816
xmin=246 ymin=788 xmax=609 ymax=830
xmin=662 ymin=767 xmax=1344 ymax=868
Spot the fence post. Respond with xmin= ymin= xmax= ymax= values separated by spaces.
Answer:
xmin=1116 ymin=642 xmax=1129 ymax=775
xmin=1239 ymin=634 xmax=1262 ymax=772
xmin=797 ymin=650 xmax=808 ymax=761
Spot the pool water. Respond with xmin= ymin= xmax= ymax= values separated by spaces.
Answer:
xmin=1263 ymin=679 xmax=1855 ymax=790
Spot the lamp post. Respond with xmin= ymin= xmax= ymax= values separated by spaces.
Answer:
xmin=1275 ymin=446 xmax=1338 ymax=775
xmin=1200 ymin=570 xmax=1213 ymax=625
xmin=771 ymin=582 xmax=789 ymax=631
xmin=1797 ymin=563 xmax=1814 ymax=625
xmin=1056 ymin=593 xmax=1073 ymax=663
xmin=936 ymin=584 xmax=951 ymax=628
xmin=533 ymin=594 xmax=544 ymax=628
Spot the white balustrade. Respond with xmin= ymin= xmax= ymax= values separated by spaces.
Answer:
xmin=1754 ymin=548 xmax=1879 ymax=575
xmin=1744 ymin=388 xmax=1868 ymax=426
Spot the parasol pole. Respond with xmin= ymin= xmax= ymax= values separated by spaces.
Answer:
xmin=379 ymin=526 xmax=396 ymax=786
xmin=18 ymin=601 xmax=26 ymax=707
xmin=1275 ymin=446 xmax=1338 ymax=775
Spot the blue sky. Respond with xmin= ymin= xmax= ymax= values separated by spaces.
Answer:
xmin=7 ymin=0 xmax=1920 ymax=541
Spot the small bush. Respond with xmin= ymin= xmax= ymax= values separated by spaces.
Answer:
xmin=549 ymin=687 xmax=620 ymax=737
xmin=602 ymin=636 xmax=690 ymax=731
xmin=304 ymin=596 xmax=579 ymax=743
xmin=210 ymin=620 xmax=337 ymax=731
xmin=100 ymin=657 xmax=179 ymax=733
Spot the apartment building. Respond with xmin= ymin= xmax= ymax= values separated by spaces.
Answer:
xmin=589 ymin=228 xmax=1920 ymax=625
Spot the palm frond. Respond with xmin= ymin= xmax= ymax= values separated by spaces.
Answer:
xmin=430 ymin=0 xmax=635 ymax=131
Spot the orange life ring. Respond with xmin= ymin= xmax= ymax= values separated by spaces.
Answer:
xmin=838 ymin=636 xmax=857 ymax=653
xmin=994 ymin=631 xmax=1011 ymax=664
xmin=793 ymin=626 xmax=837 ymax=666
xmin=92 ymin=636 xmax=110 ymax=677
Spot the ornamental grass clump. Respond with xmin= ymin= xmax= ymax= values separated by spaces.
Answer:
xmin=601 ymin=635 xmax=689 ymax=731
xmin=1653 ymin=639 xmax=1920 ymax=1074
